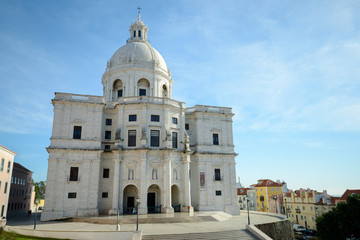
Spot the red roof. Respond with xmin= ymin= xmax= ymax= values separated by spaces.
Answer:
xmin=255 ymin=179 xmax=285 ymax=187
xmin=237 ymin=188 xmax=250 ymax=195
xmin=339 ymin=189 xmax=360 ymax=201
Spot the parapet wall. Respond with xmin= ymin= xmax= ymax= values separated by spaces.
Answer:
xmin=255 ymin=219 xmax=294 ymax=240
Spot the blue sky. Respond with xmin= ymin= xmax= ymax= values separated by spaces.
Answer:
xmin=0 ymin=0 xmax=359 ymax=195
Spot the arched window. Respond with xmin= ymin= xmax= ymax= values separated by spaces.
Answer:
xmin=112 ymin=79 xmax=123 ymax=101
xmin=260 ymin=196 xmax=265 ymax=202
xmin=137 ymin=78 xmax=150 ymax=96
xmin=162 ymin=84 xmax=168 ymax=97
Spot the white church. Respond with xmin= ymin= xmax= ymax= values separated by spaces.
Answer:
xmin=41 ymin=13 xmax=239 ymax=221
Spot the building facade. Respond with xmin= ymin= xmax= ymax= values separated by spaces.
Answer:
xmin=237 ymin=188 xmax=249 ymax=210
xmin=0 ymin=145 xmax=16 ymax=221
xmin=41 ymin=14 xmax=239 ymax=221
xmin=8 ymin=163 xmax=34 ymax=216
xmin=255 ymin=179 xmax=287 ymax=212
xmin=284 ymin=188 xmax=335 ymax=231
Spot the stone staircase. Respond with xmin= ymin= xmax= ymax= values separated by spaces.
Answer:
xmin=142 ymin=229 xmax=259 ymax=240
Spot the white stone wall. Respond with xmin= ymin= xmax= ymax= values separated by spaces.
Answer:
xmin=186 ymin=106 xmax=239 ymax=215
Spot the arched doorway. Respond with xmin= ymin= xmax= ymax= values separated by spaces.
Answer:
xmin=171 ymin=185 xmax=180 ymax=212
xmin=123 ymin=184 xmax=138 ymax=214
xmin=147 ymin=184 xmax=161 ymax=213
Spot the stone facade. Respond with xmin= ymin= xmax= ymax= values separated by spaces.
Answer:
xmin=41 ymin=14 xmax=239 ymax=221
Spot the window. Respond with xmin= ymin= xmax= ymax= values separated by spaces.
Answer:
xmin=272 ymin=188 xmax=274 ymax=191
xmin=104 ymin=145 xmax=110 ymax=150
xmin=310 ymin=206 xmax=313 ymax=211
xmin=260 ymin=196 xmax=265 ymax=201
xmin=214 ymin=169 xmax=221 ymax=181
xmin=128 ymin=130 xmax=136 ymax=147
xmin=150 ymin=130 xmax=160 ymax=147
xmin=185 ymin=124 xmax=189 ymax=130
xmin=129 ymin=115 xmax=137 ymax=122
xmin=1 ymin=205 xmax=4 ymax=217
xmin=138 ymin=30 xmax=141 ymax=37
xmin=277 ymin=188 xmax=279 ymax=191
xmin=139 ymin=89 xmax=146 ymax=96
xmin=4 ymin=182 xmax=7 ymax=194
xmin=303 ymin=206 xmax=305 ymax=210
xmin=301 ymin=215 xmax=303 ymax=220
xmin=216 ymin=190 xmax=222 ymax=196
xmin=172 ymin=132 xmax=178 ymax=148
xmin=73 ymin=126 xmax=82 ymax=139
xmin=105 ymin=131 xmax=111 ymax=139
xmin=6 ymin=161 xmax=10 ymax=173
xmin=69 ymin=167 xmax=79 ymax=181
xmin=0 ymin=159 xmax=4 ymax=171
xmin=106 ymin=119 xmax=112 ymax=125
xmin=312 ymin=216 xmax=315 ymax=221
xmin=213 ymin=134 xmax=219 ymax=145
xmin=172 ymin=117 xmax=178 ymax=124
xmin=133 ymin=31 xmax=136 ymax=37
xmin=102 ymin=192 xmax=108 ymax=198
xmin=118 ymin=89 xmax=123 ymax=97
xmin=151 ymin=115 xmax=160 ymax=122
xmin=68 ymin=192 xmax=77 ymax=198
xmin=103 ymin=169 xmax=110 ymax=178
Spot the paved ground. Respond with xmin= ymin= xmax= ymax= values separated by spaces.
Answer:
xmin=5 ymin=211 xmax=283 ymax=239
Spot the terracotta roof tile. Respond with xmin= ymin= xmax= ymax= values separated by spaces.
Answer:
xmin=339 ymin=189 xmax=360 ymax=201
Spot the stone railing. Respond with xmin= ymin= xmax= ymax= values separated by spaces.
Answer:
xmin=186 ymin=105 xmax=233 ymax=114
xmin=54 ymin=92 xmax=104 ymax=104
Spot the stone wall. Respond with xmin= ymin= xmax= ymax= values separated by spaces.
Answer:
xmin=255 ymin=219 xmax=294 ymax=240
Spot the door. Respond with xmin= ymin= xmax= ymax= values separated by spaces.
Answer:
xmin=147 ymin=192 xmax=156 ymax=213
xmin=127 ymin=196 xmax=134 ymax=213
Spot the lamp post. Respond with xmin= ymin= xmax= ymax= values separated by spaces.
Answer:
xmin=33 ymin=199 xmax=39 ymax=230
xmin=136 ymin=196 xmax=140 ymax=231
xmin=273 ymin=196 xmax=278 ymax=214
xmin=246 ymin=199 xmax=250 ymax=225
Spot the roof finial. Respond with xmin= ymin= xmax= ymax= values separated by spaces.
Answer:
xmin=137 ymin=6 xmax=141 ymax=20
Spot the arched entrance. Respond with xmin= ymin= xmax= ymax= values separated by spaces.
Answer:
xmin=147 ymin=184 xmax=161 ymax=213
xmin=123 ymin=184 xmax=138 ymax=214
xmin=171 ymin=185 xmax=181 ymax=212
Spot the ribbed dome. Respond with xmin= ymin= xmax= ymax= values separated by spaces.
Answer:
xmin=107 ymin=41 xmax=168 ymax=74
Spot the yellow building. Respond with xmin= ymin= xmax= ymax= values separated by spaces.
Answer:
xmin=284 ymin=190 xmax=317 ymax=230
xmin=284 ymin=188 xmax=336 ymax=231
xmin=255 ymin=179 xmax=286 ymax=212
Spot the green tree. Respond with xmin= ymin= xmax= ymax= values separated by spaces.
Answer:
xmin=32 ymin=180 xmax=46 ymax=200
xmin=316 ymin=194 xmax=360 ymax=240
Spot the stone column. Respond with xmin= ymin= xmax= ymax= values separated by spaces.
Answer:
xmin=182 ymin=153 xmax=193 ymax=215
xmin=138 ymin=150 xmax=147 ymax=214
xmin=110 ymin=159 xmax=121 ymax=214
xmin=162 ymin=156 xmax=174 ymax=213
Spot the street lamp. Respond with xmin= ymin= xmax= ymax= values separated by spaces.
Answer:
xmin=33 ymin=199 xmax=39 ymax=230
xmin=136 ymin=196 xmax=140 ymax=231
xmin=246 ymin=199 xmax=250 ymax=225
xmin=273 ymin=196 xmax=278 ymax=214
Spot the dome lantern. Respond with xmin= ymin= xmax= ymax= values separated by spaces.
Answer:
xmin=128 ymin=8 xmax=148 ymax=43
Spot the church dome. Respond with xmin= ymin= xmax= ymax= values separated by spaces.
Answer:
xmin=106 ymin=12 xmax=169 ymax=76
xmin=108 ymin=41 xmax=168 ymax=74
